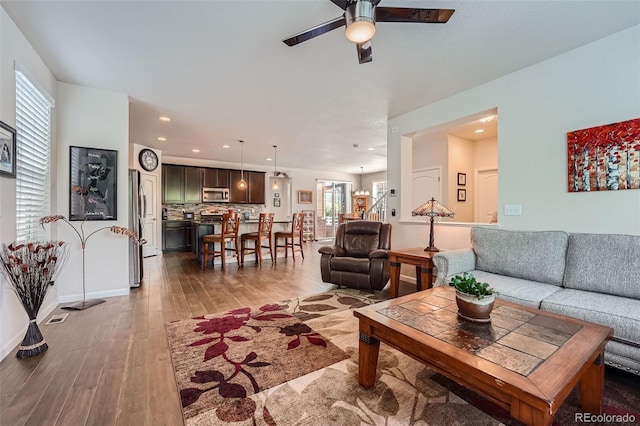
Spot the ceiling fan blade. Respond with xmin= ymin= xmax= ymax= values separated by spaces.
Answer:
xmin=376 ymin=8 xmax=455 ymax=23
xmin=282 ymin=16 xmax=346 ymax=46
xmin=330 ymin=0 xmax=350 ymax=10
xmin=356 ymin=41 xmax=372 ymax=64
xmin=331 ymin=0 xmax=382 ymax=9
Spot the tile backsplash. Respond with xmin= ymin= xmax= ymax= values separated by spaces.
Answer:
xmin=163 ymin=203 xmax=265 ymax=220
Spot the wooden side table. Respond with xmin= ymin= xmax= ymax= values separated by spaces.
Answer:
xmin=388 ymin=247 xmax=439 ymax=298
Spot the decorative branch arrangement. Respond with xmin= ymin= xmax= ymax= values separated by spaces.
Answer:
xmin=0 ymin=241 xmax=69 ymax=358
xmin=40 ymin=215 xmax=146 ymax=310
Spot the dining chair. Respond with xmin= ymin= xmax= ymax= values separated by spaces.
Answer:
xmin=274 ymin=212 xmax=305 ymax=263
xmin=202 ymin=212 xmax=239 ymax=270
xmin=240 ymin=212 xmax=274 ymax=266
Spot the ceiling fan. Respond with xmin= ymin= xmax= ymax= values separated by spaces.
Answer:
xmin=282 ymin=0 xmax=454 ymax=64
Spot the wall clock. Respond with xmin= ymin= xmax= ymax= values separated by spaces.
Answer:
xmin=356 ymin=198 xmax=364 ymax=206
xmin=138 ymin=148 xmax=158 ymax=171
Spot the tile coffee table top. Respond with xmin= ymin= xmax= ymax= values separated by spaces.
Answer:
xmin=377 ymin=288 xmax=583 ymax=376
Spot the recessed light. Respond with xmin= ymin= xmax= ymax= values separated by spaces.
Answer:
xmin=479 ymin=115 xmax=495 ymax=123
xmin=222 ymin=144 xmax=230 ymax=149
xmin=192 ymin=149 xmax=200 ymax=153
xmin=157 ymin=137 xmax=167 ymax=141
xmin=158 ymin=116 xmax=171 ymax=122
xmin=367 ymin=147 xmax=375 ymax=151
xmin=474 ymin=129 xmax=485 ymax=133
xmin=266 ymin=157 xmax=272 ymax=161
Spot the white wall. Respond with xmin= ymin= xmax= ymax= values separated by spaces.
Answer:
xmin=388 ymin=25 xmax=640 ymax=252
xmin=0 ymin=7 xmax=58 ymax=359
xmin=54 ymin=82 xmax=130 ymax=302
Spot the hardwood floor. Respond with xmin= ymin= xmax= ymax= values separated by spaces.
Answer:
xmin=0 ymin=242 xmax=400 ymax=426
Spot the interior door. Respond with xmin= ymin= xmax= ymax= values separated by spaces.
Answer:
xmin=475 ymin=169 xmax=498 ymax=223
xmin=411 ymin=168 xmax=441 ymax=220
xmin=141 ymin=173 xmax=158 ymax=257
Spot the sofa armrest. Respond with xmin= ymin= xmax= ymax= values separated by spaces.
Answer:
xmin=433 ymin=248 xmax=477 ymax=286
xmin=318 ymin=245 xmax=346 ymax=257
xmin=369 ymin=249 xmax=388 ymax=259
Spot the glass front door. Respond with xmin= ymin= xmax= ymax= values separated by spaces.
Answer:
xmin=316 ymin=180 xmax=350 ymax=240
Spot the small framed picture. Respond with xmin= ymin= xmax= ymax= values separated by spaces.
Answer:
xmin=273 ymin=193 xmax=280 ymax=198
xmin=457 ymin=188 xmax=466 ymax=202
xmin=298 ymin=190 xmax=312 ymax=204
xmin=457 ymin=173 xmax=466 ymax=186
xmin=273 ymin=198 xmax=281 ymax=207
xmin=0 ymin=120 xmax=17 ymax=178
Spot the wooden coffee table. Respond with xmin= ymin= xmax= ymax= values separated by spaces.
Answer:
xmin=354 ymin=287 xmax=613 ymax=426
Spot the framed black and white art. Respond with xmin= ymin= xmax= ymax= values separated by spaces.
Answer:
xmin=0 ymin=121 xmax=17 ymax=178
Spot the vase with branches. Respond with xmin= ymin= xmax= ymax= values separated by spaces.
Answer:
xmin=0 ymin=241 xmax=69 ymax=357
xmin=40 ymin=215 xmax=146 ymax=310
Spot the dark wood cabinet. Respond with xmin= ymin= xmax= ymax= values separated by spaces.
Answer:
xmin=184 ymin=167 xmax=202 ymax=203
xmin=203 ymin=168 xmax=229 ymax=188
xmin=248 ymin=172 xmax=265 ymax=204
xmin=162 ymin=165 xmax=185 ymax=204
xmin=162 ymin=221 xmax=193 ymax=252
xmin=162 ymin=165 xmax=201 ymax=203
xmin=229 ymin=170 xmax=265 ymax=204
xmin=163 ymin=164 xmax=263 ymax=204
xmin=229 ymin=170 xmax=248 ymax=203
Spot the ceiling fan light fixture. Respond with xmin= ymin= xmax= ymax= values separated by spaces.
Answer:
xmin=345 ymin=1 xmax=376 ymax=43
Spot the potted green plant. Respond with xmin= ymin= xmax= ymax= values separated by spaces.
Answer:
xmin=449 ymin=272 xmax=496 ymax=323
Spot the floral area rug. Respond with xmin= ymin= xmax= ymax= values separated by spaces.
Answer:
xmin=169 ymin=289 xmax=502 ymax=426
xmin=166 ymin=290 xmax=385 ymax=424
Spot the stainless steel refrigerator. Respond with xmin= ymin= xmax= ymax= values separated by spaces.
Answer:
xmin=129 ymin=169 xmax=144 ymax=287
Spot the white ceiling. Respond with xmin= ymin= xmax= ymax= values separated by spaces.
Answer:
xmin=2 ymin=1 xmax=639 ymax=174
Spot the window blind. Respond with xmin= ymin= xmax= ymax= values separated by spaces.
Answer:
xmin=15 ymin=70 xmax=52 ymax=243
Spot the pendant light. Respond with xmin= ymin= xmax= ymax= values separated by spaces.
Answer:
xmin=356 ymin=166 xmax=370 ymax=196
xmin=238 ymin=140 xmax=246 ymax=189
xmin=272 ymin=145 xmax=279 ymax=190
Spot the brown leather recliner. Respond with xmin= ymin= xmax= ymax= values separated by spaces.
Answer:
xmin=318 ymin=221 xmax=392 ymax=291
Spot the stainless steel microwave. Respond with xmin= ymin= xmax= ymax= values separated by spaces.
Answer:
xmin=202 ymin=187 xmax=230 ymax=203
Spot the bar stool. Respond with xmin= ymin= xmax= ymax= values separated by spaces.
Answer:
xmin=274 ymin=212 xmax=305 ymax=263
xmin=240 ymin=213 xmax=274 ymax=266
xmin=202 ymin=212 xmax=239 ymax=270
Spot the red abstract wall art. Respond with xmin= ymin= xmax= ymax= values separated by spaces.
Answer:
xmin=567 ymin=118 xmax=640 ymax=192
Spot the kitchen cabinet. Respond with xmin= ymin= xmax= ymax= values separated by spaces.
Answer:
xmin=184 ymin=167 xmax=202 ymax=203
xmin=248 ymin=172 xmax=265 ymax=204
xmin=229 ymin=170 xmax=266 ymax=204
xmin=203 ymin=168 xmax=229 ymax=188
xmin=162 ymin=165 xmax=202 ymax=204
xmin=162 ymin=220 xmax=193 ymax=252
xmin=162 ymin=165 xmax=184 ymax=204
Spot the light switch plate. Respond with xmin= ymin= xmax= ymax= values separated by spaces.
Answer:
xmin=504 ymin=204 xmax=522 ymax=216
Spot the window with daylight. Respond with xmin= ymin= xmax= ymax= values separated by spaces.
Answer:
xmin=15 ymin=70 xmax=53 ymax=243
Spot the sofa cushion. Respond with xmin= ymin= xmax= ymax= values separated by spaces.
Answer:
xmin=563 ymin=233 xmax=640 ymax=300
xmin=541 ymin=289 xmax=640 ymax=347
xmin=471 ymin=227 xmax=568 ymax=285
xmin=461 ymin=270 xmax=562 ymax=309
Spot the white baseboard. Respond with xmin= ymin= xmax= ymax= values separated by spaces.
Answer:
xmin=57 ymin=287 xmax=130 ymax=303
xmin=400 ymin=273 xmax=417 ymax=285
xmin=0 ymin=298 xmax=59 ymax=361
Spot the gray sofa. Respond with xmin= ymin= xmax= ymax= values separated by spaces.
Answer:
xmin=433 ymin=227 xmax=640 ymax=375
